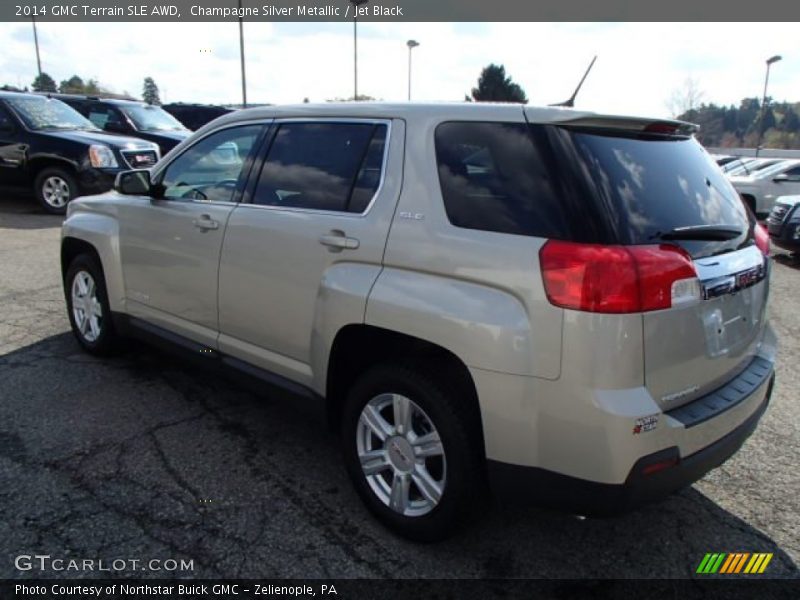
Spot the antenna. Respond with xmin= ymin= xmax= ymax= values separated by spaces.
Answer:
xmin=550 ymin=55 xmax=597 ymax=108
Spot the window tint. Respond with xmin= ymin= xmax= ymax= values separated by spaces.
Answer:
xmin=783 ymin=166 xmax=800 ymax=181
xmin=87 ymin=105 xmax=123 ymax=129
xmin=567 ymin=129 xmax=750 ymax=256
xmin=159 ymin=124 xmax=262 ymax=203
xmin=254 ymin=122 xmax=386 ymax=212
xmin=0 ymin=106 xmax=14 ymax=131
xmin=435 ymin=122 xmax=580 ymax=239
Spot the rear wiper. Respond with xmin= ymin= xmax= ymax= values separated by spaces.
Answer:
xmin=651 ymin=224 xmax=743 ymax=241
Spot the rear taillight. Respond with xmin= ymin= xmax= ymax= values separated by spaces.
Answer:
xmin=539 ymin=240 xmax=700 ymax=314
xmin=754 ymin=222 xmax=770 ymax=255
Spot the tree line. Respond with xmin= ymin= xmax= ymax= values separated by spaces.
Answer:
xmin=1 ymin=72 xmax=162 ymax=105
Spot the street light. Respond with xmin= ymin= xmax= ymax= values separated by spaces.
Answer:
xmin=755 ymin=54 xmax=782 ymax=157
xmin=350 ymin=0 xmax=369 ymax=101
xmin=406 ymin=40 xmax=419 ymax=101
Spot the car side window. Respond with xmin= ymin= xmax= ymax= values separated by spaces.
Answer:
xmin=435 ymin=121 xmax=572 ymax=238
xmin=87 ymin=105 xmax=113 ymax=129
xmin=253 ymin=122 xmax=387 ymax=212
xmin=158 ymin=124 xmax=262 ymax=203
xmin=0 ymin=106 xmax=15 ymax=131
xmin=783 ymin=166 xmax=800 ymax=181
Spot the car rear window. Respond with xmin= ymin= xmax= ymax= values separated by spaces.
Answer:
xmin=435 ymin=121 xmax=752 ymax=257
xmin=565 ymin=129 xmax=751 ymax=255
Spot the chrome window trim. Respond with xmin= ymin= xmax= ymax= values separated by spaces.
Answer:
xmin=241 ymin=117 xmax=393 ymax=218
xmin=149 ymin=118 xmax=271 ymax=207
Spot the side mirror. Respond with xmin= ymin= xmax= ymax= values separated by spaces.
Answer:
xmin=773 ymin=173 xmax=789 ymax=183
xmin=114 ymin=170 xmax=151 ymax=195
xmin=104 ymin=121 xmax=128 ymax=134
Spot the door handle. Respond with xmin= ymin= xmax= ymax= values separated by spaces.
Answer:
xmin=193 ymin=214 xmax=219 ymax=231
xmin=319 ymin=231 xmax=360 ymax=251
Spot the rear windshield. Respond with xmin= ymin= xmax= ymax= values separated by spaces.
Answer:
xmin=434 ymin=121 xmax=752 ymax=258
xmin=566 ymin=129 xmax=750 ymax=256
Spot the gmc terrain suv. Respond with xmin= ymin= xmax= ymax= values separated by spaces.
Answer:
xmin=61 ymin=103 xmax=776 ymax=540
xmin=0 ymin=91 xmax=160 ymax=214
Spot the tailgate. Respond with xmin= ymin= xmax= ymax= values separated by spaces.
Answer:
xmin=643 ymin=245 xmax=769 ymax=410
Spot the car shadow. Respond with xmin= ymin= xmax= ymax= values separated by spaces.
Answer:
xmin=0 ymin=191 xmax=63 ymax=230
xmin=0 ymin=332 xmax=797 ymax=579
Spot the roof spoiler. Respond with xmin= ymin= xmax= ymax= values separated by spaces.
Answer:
xmin=557 ymin=115 xmax=699 ymax=136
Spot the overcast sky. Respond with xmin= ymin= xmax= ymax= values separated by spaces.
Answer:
xmin=1 ymin=21 xmax=796 ymax=117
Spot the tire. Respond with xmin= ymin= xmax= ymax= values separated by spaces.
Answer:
xmin=64 ymin=253 xmax=122 ymax=356
xmin=341 ymin=362 xmax=485 ymax=541
xmin=34 ymin=167 xmax=78 ymax=215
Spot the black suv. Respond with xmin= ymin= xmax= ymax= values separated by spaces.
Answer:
xmin=53 ymin=95 xmax=191 ymax=156
xmin=161 ymin=102 xmax=235 ymax=131
xmin=0 ymin=92 xmax=160 ymax=214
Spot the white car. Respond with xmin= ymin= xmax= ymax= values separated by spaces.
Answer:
xmin=730 ymin=159 xmax=800 ymax=216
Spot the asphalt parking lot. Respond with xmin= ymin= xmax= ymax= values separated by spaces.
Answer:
xmin=0 ymin=193 xmax=798 ymax=580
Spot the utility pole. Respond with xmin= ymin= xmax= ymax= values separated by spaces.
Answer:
xmin=238 ymin=0 xmax=247 ymax=107
xmin=32 ymin=17 xmax=42 ymax=77
xmin=407 ymin=40 xmax=419 ymax=101
xmin=350 ymin=0 xmax=369 ymax=100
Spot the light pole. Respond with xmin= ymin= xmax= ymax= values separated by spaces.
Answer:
xmin=406 ymin=40 xmax=419 ymax=101
xmin=350 ymin=0 xmax=369 ymax=100
xmin=31 ymin=16 xmax=42 ymax=78
xmin=238 ymin=0 xmax=247 ymax=107
xmin=755 ymin=55 xmax=781 ymax=157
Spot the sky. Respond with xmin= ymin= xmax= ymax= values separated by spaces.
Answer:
xmin=0 ymin=21 xmax=797 ymax=118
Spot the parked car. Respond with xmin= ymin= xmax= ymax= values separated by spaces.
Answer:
xmin=730 ymin=159 xmax=800 ymax=216
xmin=766 ymin=194 xmax=800 ymax=253
xmin=724 ymin=157 xmax=784 ymax=178
xmin=61 ymin=103 xmax=776 ymax=540
xmin=161 ymin=102 xmax=235 ymax=131
xmin=720 ymin=156 xmax=757 ymax=174
xmin=0 ymin=91 xmax=160 ymax=214
xmin=51 ymin=94 xmax=191 ymax=156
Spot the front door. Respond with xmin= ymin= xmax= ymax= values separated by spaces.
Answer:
xmin=118 ymin=123 xmax=265 ymax=347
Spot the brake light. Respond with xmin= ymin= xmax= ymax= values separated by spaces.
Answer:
xmin=754 ymin=222 xmax=770 ymax=255
xmin=539 ymin=240 xmax=700 ymax=314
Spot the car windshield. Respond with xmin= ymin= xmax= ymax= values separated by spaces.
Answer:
xmin=6 ymin=96 xmax=98 ymax=131
xmin=120 ymin=105 xmax=187 ymax=132
xmin=752 ymin=160 xmax=799 ymax=179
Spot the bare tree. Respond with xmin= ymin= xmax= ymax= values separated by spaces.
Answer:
xmin=666 ymin=76 xmax=705 ymax=118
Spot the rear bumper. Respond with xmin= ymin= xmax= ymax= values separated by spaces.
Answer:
xmin=487 ymin=370 xmax=774 ymax=516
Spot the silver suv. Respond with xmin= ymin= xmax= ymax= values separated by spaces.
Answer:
xmin=61 ymin=103 xmax=777 ymax=541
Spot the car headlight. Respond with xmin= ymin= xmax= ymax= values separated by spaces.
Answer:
xmin=89 ymin=144 xmax=119 ymax=168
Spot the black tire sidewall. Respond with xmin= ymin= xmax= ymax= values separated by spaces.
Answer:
xmin=341 ymin=364 xmax=481 ymax=541
xmin=64 ymin=254 xmax=118 ymax=355
xmin=35 ymin=167 xmax=77 ymax=215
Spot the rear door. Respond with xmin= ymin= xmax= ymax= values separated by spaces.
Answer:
xmin=217 ymin=118 xmax=404 ymax=387
xmin=563 ymin=127 xmax=768 ymax=409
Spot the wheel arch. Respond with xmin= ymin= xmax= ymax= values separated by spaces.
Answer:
xmin=326 ymin=324 xmax=486 ymax=457
xmin=61 ymin=215 xmax=124 ymax=312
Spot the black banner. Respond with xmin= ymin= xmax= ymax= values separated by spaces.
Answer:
xmin=4 ymin=0 xmax=800 ymax=22
xmin=3 ymin=579 xmax=800 ymax=600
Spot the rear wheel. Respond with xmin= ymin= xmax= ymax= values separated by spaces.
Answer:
xmin=341 ymin=362 xmax=485 ymax=541
xmin=65 ymin=254 xmax=122 ymax=355
xmin=35 ymin=167 xmax=77 ymax=215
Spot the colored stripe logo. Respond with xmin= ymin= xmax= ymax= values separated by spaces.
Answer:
xmin=696 ymin=552 xmax=773 ymax=574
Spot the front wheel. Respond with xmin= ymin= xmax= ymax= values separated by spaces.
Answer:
xmin=64 ymin=254 xmax=122 ymax=355
xmin=341 ymin=363 xmax=485 ymax=541
xmin=35 ymin=167 xmax=77 ymax=215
